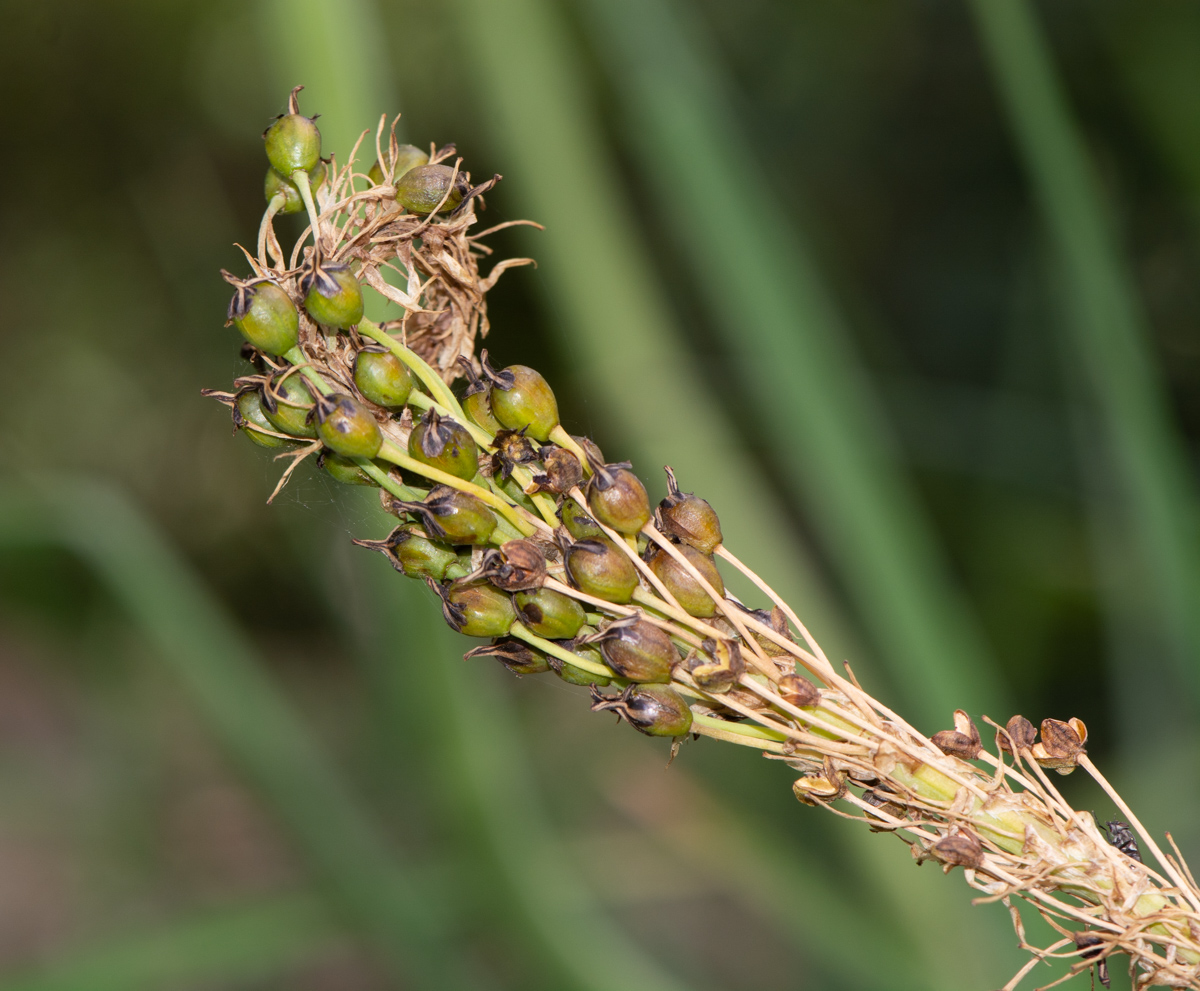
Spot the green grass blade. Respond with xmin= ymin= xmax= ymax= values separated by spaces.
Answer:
xmin=448 ymin=0 xmax=859 ymax=682
xmin=968 ymin=0 xmax=1200 ymax=700
xmin=0 ymin=479 xmax=478 ymax=990
xmin=571 ymin=0 xmax=1006 ymax=724
xmin=0 ymin=894 xmax=332 ymax=991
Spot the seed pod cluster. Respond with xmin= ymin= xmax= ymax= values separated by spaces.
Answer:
xmin=207 ymin=89 xmax=822 ymax=761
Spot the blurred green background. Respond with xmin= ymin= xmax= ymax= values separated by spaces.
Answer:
xmin=0 ymin=0 xmax=1197 ymax=987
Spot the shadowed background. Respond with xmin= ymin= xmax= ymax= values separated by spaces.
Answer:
xmin=0 ymin=0 xmax=1196 ymax=988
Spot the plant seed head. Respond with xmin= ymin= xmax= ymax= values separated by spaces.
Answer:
xmin=395 ymin=163 xmax=469 ymax=214
xmin=300 ymin=261 xmax=364 ymax=330
xmin=480 ymin=351 xmax=560 ymax=442
xmin=261 ymin=374 xmax=317 ymax=439
xmin=433 ymin=579 xmax=515 ymax=638
xmin=586 ymin=460 xmax=651 ymax=534
xmin=395 ymin=485 xmax=497 ymax=545
xmin=480 ymin=539 xmax=547 ymax=591
xmin=580 ymin=615 xmax=676 ymax=683
xmin=352 ymin=524 xmax=459 ymax=581
xmin=224 ymin=274 xmax=300 ymax=356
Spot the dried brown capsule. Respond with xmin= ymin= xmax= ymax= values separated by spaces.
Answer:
xmin=581 ymin=615 xmax=676 ymax=684
xmin=999 ymin=715 xmax=1037 ymax=754
xmin=430 ymin=579 xmax=515 ymax=638
xmin=1031 ymin=717 xmax=1087 ymax=774
xmin=560 ymin=498 xmax=604 ymax=540
xmin=395 ymin=485 xmax=497 ymax=545
xmin=478 ymin=540 xmax=547 ymax=591
xmin=409 ymin=408 xmax=479 ymax=481
xmin=930 ymin=829 xmax=983 ymax=870
xmin=589 ymin=684 xmax=693 ymax=738
xmin=352 ymin=525 xmax=459 ymax=581
xmin=647 ymin=543 xmax=724 ymax=617
xmin=657 ymin=466 xmax=722 ymax=554
xmin=587 ymin=459 xmax=651 ymax=534
xmin=563 ymin=538 xmax=639 ymax=603
xmin=685 ymin=638 xmax=743 ymax=694
xmin=777 ymin=673 xmax=820 ymax=708
xmin=513 ymin=587 xmax=586 ymax=640
xmin=490 ymin=428 xmax=539 ymax=482
xmin=529 ymin=445 xmax=582 ymax=495
xmin=931 ymin=710 xmax=982 ymax=760
xmin=463 ymin=639 xmax=550 ymax=676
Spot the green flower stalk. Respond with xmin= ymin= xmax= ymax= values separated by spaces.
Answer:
xmin=204 ymin=88 xmax=1200 ymax=991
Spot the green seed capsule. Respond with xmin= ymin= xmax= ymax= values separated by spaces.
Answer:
xmin=481 ymin=353 xmax=560 ymax=442
xmin=464 ymin=390 xmax=502 ymax=433
xmin=354 ymin=346 xmax=413 ymax=408
xmin=397 ymin=485 xmax=497 ymax=545
xmin=563 ymin=538 xmax=639 ymax=603
xmin=235 ymin=390 xmax=298 ymax=450
xmin=318 ymin=451 xmax=376 ymax=486
xmin=409 ymin=409 xmax=479 ymax=480
xmin=551 ymin=645 xmax=610 ymax=687
xmin=369 ymin=144 xmax=430 ymax=185
xmin=395 ymin=164 xmax=469 ymax=214
xmin=658 ymin=466 xmax=723 ymax=554
xmin=264 ymin=161 xmax=327 ymax=215
xmin=352 ymin=525 xmax=459 ymax=581
xmin=587 ymin=462 xmax=651 ymax=535
xmin=261 ymin=375 xmax=317 ymax=439
xmin=263 ymin=88 xmax=322 ymax=175
xmin=514 ymin=588 xmax=586 ymax=640
xmin=648 ymin=543 xmax=724 ymax=618
xmin=440 ymin=581 xmax=516 ymax=638
xmin=685 ymin=638 xmax=743 ymax=694
xmin=590 ymin=684 xmax=693 ymax=738
xmin=315 ymin=393 xmax=382 ymax=459
xmin=464 ymin=639 xmax=550 ymax=676
xmin=560 ymin=498 xmax=604 ymax=540
xmin=300 ymin=262 xmax=364 ymax=329
xmin=583 ymin=616 xmax=675 ymax=683
xmin=226 ymin=279 xmax=299 ymax=356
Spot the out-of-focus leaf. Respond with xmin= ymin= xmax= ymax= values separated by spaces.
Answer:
xmin=0 ymin=479 xmax=478 ymax=990
xmin=0 ymin=894 xmax=332 ymax=991
xmin=969 ymin=0 xmax=1200 ymax=704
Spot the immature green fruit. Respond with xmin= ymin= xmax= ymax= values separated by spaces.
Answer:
xmin=353 ymin=524 xmax=459 ymax=580
xmin=464 ymin=390 xmax=502 ymax=433
xmin=587 ymin=461 xmax=651 ymax=534
xmin=563 ymin=538 xmax=639 ymax=603
xmin=457 ymin=357 xmax=504 ymax=433
xmin=369 ymin=144 xmax=430 ymax=185
xmin=300 ymin=261 xmax=364 ymax=329
xmin=395 ymin=164 xmax=469 ymax=214
xmin=261 ymin=375 xmax=317 ymax=439
xmin=354 ymin=346 xmax=413 ymax=408
xmin=264 ymin=161 xmax=327 ymax=215
xmin=225 ymin=278 xmax=299 ymax=356
xmin=436 ymin=580 xmax=515 ymax=638
xmin=234 ymin=390 xmax=298 ymax=450
xmin=648 ymin=543 xmax=724 ymax=618
xmin=464 ymin=639 xmax=550 ymax=676
xmin=685 ymin=638 xmax=743 ymax=694
xmin=315 ymin=393 xmax=382 ymax=458
xmin=657 ymin=466 xmax=723 ymax=554
xmin=560 ymin=498 xmax=604 ymax=540
xmin=397 ymin=485 xmax=496 ymax=545
xmin=480 ymin=351 xmax=560 ymax=442
xmin=582 ymin=615 xmax=675 ymax=684
xmin=514 ymin=588 xmax=586 ymax=640
xmin=554 ymin=646 xmax=611 ymax=687
xmin=263 ymin=87 xmax=322 ymax=175
xmin=590 ymin=684 xmax=693 ymax=738
xmin=408 ymin=408 xmax=479 ymax=480
xmin=318 ymin=451 xmax=376 ymax=486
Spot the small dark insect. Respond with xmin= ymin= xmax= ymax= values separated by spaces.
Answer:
xmin=1105 ymin=820 xmax=1142 ymax=863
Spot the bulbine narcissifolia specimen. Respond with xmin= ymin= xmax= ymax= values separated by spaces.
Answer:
xmin=203 ymin=88 xmax=1200 ymax=991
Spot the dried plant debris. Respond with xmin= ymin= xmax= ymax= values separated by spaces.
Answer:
xmin=206 ymin=88 xmax=1200 ymax=991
